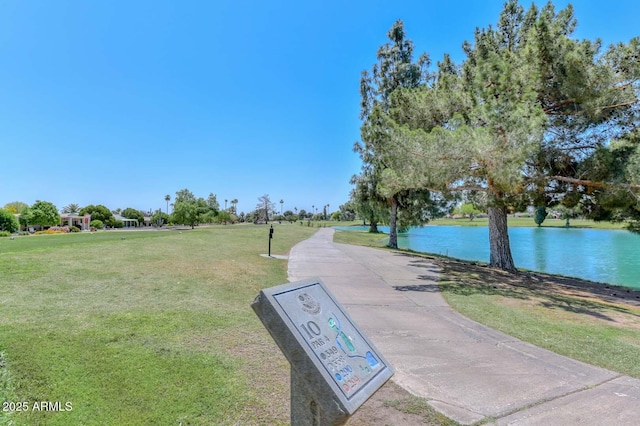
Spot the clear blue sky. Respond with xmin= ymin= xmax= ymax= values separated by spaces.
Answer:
xmin=1 ymin=1 xmax=638 ymax=215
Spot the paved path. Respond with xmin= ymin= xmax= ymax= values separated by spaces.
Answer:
xmin=287 ymin=228 xmax=640 ymax=425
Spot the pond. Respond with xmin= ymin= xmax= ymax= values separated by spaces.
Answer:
xmin=334 ymin=225 xmax=640 ymax=290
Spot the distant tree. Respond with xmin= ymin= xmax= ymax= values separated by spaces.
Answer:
xmin=574 ymin=129 xmax=640 ymax=232
xmin=456 ymin=203 xmax=482 ymax=221
xmin=18 ymin=206 xmax=33 ymax=228
xmin=151 ymin=210 xmax=170 ymax=227
xmin=396 ymin=189 xmax=451 ymax=229
xmin=0 ymin=209 xmax=19 ymax=233
xmin=206 ymin=193 xmax=220 ymax=213
xmin=338 ymin=201 xmax=357 ymax=221
xmin=174 ymin=188 xmax=196 ymax=204
xmin=30 ymin=200 xmax=61 ymax=227
xmin=170 ymin=190 xmax=217 ymax=227
xmin=534 ymin=206 xmax=548 ymax=227
xmin=62 ymin=203 xmax=81 ymax=214
xmin=200 ymin=210 xmax=216 ymax=224
xmin=3 ymin=201 xmax=28 ymax=214
xmin=554 ymin=204 xmax=581 ymax=228
xmin=298 ymin=209 xmax=308 ymax=220
xmin=121 ymin=208 xmax=144 ymax=225
xmin=245 ymin=210 xmax=258 ymax=224
xmin=216 ymin=210 xmax=231 ymax=224
xmin=256 ymin=194 xmax=275 ymax=223
xmin=230 ymin=198 xmax=238 ymax=215
xmin=80 ymin=205 xmax=114 ymax=224
xmin=172 ymin=201 xmax=200 ymax=228
xmin=350 ymin=172 xmax=388 ymax=232
xmin=164 ymin=195 xmax=171 ymax=214
xmin=112 ymin=208 xmax=122 ymax=215
xmin=282 ymin=210 xmax=297 ymax=223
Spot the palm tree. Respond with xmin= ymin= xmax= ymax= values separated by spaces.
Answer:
xmin=164 ymin=195 xmax=170 ymax=214
xmin=225 ymin=199 xmax=228 ymax=210
xmin=231 ymin=199 xmax=238 ymax=215
xmin=62 ymin=203 xmax=81 ymax=214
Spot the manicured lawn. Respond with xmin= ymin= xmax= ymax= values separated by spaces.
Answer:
xmin=0 ymin=224 xmax=316 ymax=425
xmin=431 ymin=216 xmax=628 ymax=229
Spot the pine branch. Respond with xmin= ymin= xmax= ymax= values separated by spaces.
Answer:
xmin=548 ymin=175 xmax=640 ymax=191
xmin=542 ymin=99 xmax=576 ymax=113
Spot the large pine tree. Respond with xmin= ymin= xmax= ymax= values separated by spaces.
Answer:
xmin=355 ymin=20 xmax=438 ymax=247
xmin=378 ymin=1 xmax=639 ymax=271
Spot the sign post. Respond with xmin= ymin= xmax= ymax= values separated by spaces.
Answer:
xmin=268 ymin=225 xmax=274 ymax=257
xmin=252 ymin=278 xmax=394 ymax=425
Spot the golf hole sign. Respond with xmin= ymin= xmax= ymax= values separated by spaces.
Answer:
xmin=252 ymin=278 xmax=394 ymax=423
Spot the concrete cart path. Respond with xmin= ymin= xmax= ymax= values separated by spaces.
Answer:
xmin=287 ymin=228 xmax=640 ymax=425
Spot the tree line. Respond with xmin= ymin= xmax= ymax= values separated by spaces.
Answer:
xmin=351 ymin=0 xmax=639 ymax=271
xmin=0 ymin=190 xmax=341 ymax=233
xmin=0 ymin=189 xmax=229 ymax=232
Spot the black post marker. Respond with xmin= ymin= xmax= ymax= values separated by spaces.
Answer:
xmin=268 ymin=225 xmax=274 ymax=257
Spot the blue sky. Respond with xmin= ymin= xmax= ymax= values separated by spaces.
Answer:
xmin=1 ymin=1 xmax=638 ymax=215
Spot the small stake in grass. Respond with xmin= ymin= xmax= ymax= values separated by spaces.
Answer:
xmin=268 ymin=225 xmax=274 ymax=257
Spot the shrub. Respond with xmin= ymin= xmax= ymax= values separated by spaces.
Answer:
xmin=69 ymin=226 xmax=80 ymax=232
xmin=90 ymin=220 xmax=104 ymax=230
xmin=534 ymin=206 xmax=548 ymax=227
xmin=0 ymin=231 xmax=11 ymax=237
xmin=0 ymin=209 xmax=19 ymax=233
xmin=37 ymin=228 xmax=66 ymax=235
xmin=48 ymin=226 xmax=70 ymax=233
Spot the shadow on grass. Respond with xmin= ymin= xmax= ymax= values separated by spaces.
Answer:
xmin=391 ymin=250 xmax=640 ymax=324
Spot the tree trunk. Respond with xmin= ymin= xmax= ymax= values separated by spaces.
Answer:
xmin=388 ymin=195 xmax=398 ymax=249
xmin=488 ymin=206 xmax=516 ymax=272
xmin=369 ymin=221 xmax=379 ymax=233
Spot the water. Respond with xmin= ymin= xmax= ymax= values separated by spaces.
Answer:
xmin=334 ymin=225 xmax=640 ymax=289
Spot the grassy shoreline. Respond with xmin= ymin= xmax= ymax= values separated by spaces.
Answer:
xmin=333 ymin=217 xmax=628 ymax=230
xmin=431 ymin=216 xmax=628 ymax=229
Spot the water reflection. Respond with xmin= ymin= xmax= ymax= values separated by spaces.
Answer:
xmin=335 ymin=225 xmax=640 ymax=289
xmin=532 ymin=228 xmax=547 ymax=272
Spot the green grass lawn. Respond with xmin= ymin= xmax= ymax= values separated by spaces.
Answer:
xmin=0 ymin=224 xmax=316 ymax=425
xmin=2 ymin=221 xmax=636 ymax=425
xmin=432 ymin=216 xmax=628 ymax=229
